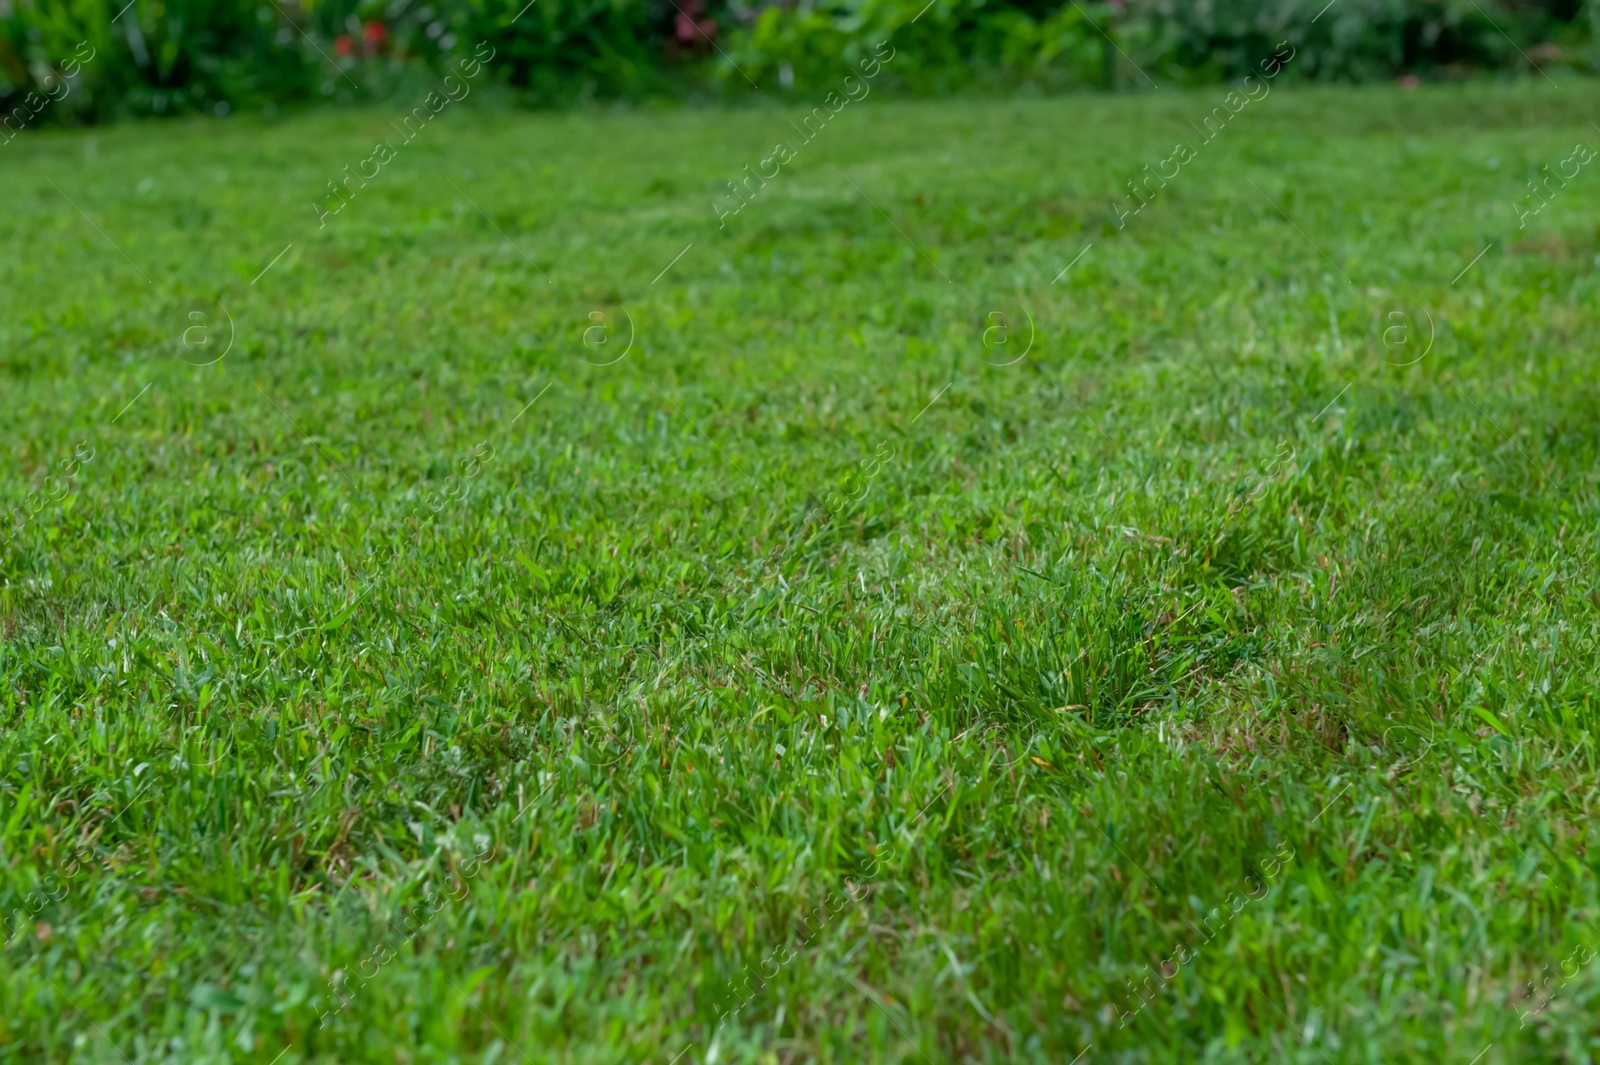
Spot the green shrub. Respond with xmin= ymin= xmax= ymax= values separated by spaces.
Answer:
xmin=453 ymin=0 xmax=699 ymax=103
xmin=719 ymin=0 xmax=1595 ymax=95
xmin=1 ymin=0 xmax=321 ymax=123
xmin=0 ymin=0 xmax=1592 ymax=128
xmin=1124 ymin=0 xmax=1589 ymax=84
xmin=722 ymin=0 xmax=1112 ymax=94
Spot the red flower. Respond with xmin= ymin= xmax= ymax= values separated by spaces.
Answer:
xmin=674 ymin=0 xmax=714 ymax=43
xmin=363 ymin=21 xmax=387 ymax=46
xmin=334 ymin=34 xmax=355 ymax=56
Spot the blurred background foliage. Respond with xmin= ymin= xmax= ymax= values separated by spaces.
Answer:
xmin=1 ymin=0 xmax=1596 ymax=124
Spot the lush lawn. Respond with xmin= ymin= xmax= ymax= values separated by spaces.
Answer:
xmin=3 ymin=75 xmax=1600 ymax=1064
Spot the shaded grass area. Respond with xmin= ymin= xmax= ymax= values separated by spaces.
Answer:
xmin=2 ymin=79 xmax=1600 ymax=1063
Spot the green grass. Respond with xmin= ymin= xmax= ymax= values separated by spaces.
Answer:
xmin=3 ymin=76 xmax=1600 ymax=1064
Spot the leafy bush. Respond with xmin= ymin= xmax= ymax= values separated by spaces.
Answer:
xmin=1123 ymin=0 xmax=1593 ymax=84
xmin=723 ymin=0 xmax=1113 ymax=94
xmin=0 ymin=0 xmax=714 ymax=122
xmin=2 ymin=0 xmax=323 ymax=122
xmin=451 ymin=0 xmax=699 ymax=103
xmin=0 ymin=0 xmax=1593 ymax=128
xmin=723 ymin=0 xmax=1597 ymax=92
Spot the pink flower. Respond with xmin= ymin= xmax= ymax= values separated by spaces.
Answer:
xmin=334 ymin=34 xmax=355 ymax=57
xmin=675 ymin=0 xmax=714 ymax=43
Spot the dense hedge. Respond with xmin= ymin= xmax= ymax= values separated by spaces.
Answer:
xmin=0 ymin=0 xmax=1595 ymax=127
